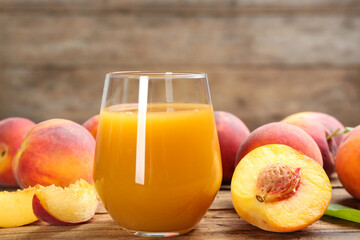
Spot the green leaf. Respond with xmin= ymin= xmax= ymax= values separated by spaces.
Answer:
xmin=324 ymin=203 xmax=360 ymax=223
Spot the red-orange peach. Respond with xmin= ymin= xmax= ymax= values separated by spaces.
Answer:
xmin=282 ymin=117 xmax=337 ymax=176
xmin=0 ymin=118 xmax=35 ymax=187
xmin=83 ymin=114 xmax=100 ymax=139
xmin=336 ymin=125 xmax=360 ymax=199
xmin=13 ymin=119 xmax=95 ymax=188
xmin=235 ymin=122 xmax=323 ymax=168
xmin=283 ymin=112 xmax=345 ymax=146
xmin=215 ymin=111 xmax=250 ymax=184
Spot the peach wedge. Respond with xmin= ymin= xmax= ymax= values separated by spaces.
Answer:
xmin=0 ymin=185 xmax=40 ymax=228
xmin=231 ymin=144 xmax=332 ymax=232
xmin=32 ymin=179 xmax=98 ymax=225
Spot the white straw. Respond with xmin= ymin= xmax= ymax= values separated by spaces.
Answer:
xmin=135 ymin=76 xmax=149 ymax=185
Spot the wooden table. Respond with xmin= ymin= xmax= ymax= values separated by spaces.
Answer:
xmin=1 ymin=176 xmax=360 ymax=239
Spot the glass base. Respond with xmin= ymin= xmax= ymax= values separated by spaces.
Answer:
xmin=124 ymin=227 xmax=194 ymax=237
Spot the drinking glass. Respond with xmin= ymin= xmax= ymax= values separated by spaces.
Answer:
xmin=94 ymin=72 xmax=222 ymax=237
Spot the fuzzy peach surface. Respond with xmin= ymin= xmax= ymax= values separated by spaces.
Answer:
xmin=235 ymin=122 xmax=323 ymax=168
xmin=336 ymin=125 xmax=360 ymax=199
xmin=13 ymin=119 xmax=95 ymax=188
xmin=0 ymin=118 xmax=35 ymax=187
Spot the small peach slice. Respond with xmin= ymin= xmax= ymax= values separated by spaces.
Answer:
xmin=0 ymin=186 xmax=40 ymax=227
xmin=231 ymin=144 xmax=332 ymax=232
xmin=32 ymin=179 xmax=98 ymax=225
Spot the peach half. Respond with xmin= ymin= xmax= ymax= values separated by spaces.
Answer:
xmin=0 ymin=185 xmax=41 ymax=228
xmin=231 ymin=144 xmax=331 ymax=232
xmin=32 ymin=179 xmax=98 ymax=225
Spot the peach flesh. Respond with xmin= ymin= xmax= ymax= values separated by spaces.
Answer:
xmin=0 ymin=185 xmax=41 ymax=228
xmin=32 ymin=194 xmax=76 ymax=225
xmin=231 ymin=144 xmax=332 ymax=232
xmin=32 ymin=179 xmax=98 ymax=225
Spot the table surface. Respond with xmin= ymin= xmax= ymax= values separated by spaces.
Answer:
xmin=1 ymin=176 xmax=360 ymax=239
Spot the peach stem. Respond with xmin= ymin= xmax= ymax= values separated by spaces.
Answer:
xmin=326 ymin=127 xmax=354 ymax=140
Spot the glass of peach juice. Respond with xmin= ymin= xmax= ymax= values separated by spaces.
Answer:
xmin=93 ymin=72 xmax=222 ymax=237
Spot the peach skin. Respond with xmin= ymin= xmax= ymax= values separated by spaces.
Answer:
xmin=336 ymin=125 xmax=360 ymax=199
xmin=83 ymin=114 xmax=100 ymax=139
xmin=283 ymin=112 xmax=345 ymax=146
xmin=215 ymin=111 xmax=250 ymax=184
xmin=235 ymin=122 xmax=323 ymax=168
xmin=282 ymin=117 xmax=337 ymax=176
xmin=0 ymin=118 xmax=35 ymax=187
xmin=13 ymin=119 xmax=95 ymax=188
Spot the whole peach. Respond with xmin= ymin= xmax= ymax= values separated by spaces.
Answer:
xmin=235 ymin=122 xmax=323 ymax=168
xmin=282 ymin=117 xmax=337 ymax=176
xmin=13 ymin=119 xmax=95 ymax=188
xmin=336 ymin=125 xmax=360 ymax=199
xmin=283 ymin=112 xmax=345 ymax=146
xmin=215 ymin=111 xmax=250 ymax=184
xmin=0 ymin=118 xmax=35 ymax=187
xmin=82 ymin=115 xmax=99 ymax=139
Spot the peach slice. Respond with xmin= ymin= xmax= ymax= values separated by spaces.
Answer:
xmin=231 ymin=144 xmax=332 ymax=232
xmin=32 ymin=179 xmax=98 ymax=225
xmin=0 ymin=185 xmax=40 ymax=228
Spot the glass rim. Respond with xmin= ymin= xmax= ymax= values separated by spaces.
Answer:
xmin=107 ymin=71 xmax=207 ymax=79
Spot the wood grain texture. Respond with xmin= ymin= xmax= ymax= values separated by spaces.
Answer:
xmin=0 ymin=0 xmax=360 ymax=13
xmin=1 ymin=67 xmax=359 ymax=130
xmin=0 ymin=0 xmax=359 ymax=128
xmin=1 ymin=12 xmax=359 ymax=67
xmin=1 ymin=177 xmax=359 ymax=239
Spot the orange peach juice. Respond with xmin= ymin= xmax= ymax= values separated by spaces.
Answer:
xmin=94 ymin=103 xmax=222 ymax=233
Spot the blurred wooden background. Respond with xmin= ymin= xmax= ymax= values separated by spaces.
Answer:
xmin=0 ymin=0 xmax=359 ymax=130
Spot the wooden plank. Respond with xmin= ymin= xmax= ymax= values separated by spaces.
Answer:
xmin=0 ymin=0 xmax=359 ymax=14
xmin=1 ymin=188 xmax=359 ymax=239
xmin=1 ymin=175 xmax=359 ymax=239
xmin=1 ymin=67 xmax=359 ymax=130
xmin=0 ymin=12 xmax=359 ymax=67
